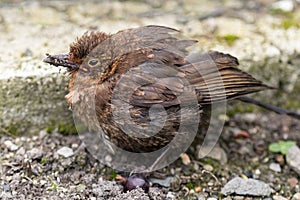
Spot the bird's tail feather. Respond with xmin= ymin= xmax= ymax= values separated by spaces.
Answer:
xmin=180 ymin=51 xmax=271 ymax=104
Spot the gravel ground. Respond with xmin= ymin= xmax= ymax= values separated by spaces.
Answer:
xmin=1 ymin=112 xmax=300 ymax=199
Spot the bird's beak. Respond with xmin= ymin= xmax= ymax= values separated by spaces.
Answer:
xmin=43 ymin=53 xmax=79 ymax=70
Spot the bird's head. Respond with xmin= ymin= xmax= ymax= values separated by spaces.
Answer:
xmin=43 ymin=31 xmax=109 ymax=73
xmin=44 ymin=31 xmax=110 ymax=107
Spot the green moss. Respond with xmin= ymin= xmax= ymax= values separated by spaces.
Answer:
xmin=46 ymin=179 xmax=59 ymax=191
xmin=230 ymin=54 xmax=300 ymax=114
xmin=186 ymin=182 xmax=194 ymax=190
xmin=57 ymin=121 xmax=77 ymax=135
xmin=46 ymin=125 xmax=55 ymax=134
xmin=269 ymin=8 xmax=293 ymax=16
xmin=227 ymin=102 xmax=256 ymax=117
xmin=270 ymin=9 xmax=300 ymax=29
xmin=0 ymin=75 xmax=73 ymax=136
xmin=280 ymin=18 xmax=300 ymax=29
xmin=201 ymin=157 xmax=220 ymax=169
xmin=217 ymin=34 xmax=240 ymax=46
xmin=8 ymin=124 xmax=18 ymax=135
xmin=46 ymin=116 xmax=77 ymax=135
xmin=41 ymin=157 xmax=48 ymax=165
xmin=0 ymin=123 xmax=19 ymax=136
xmin=109 ymin=170 xmax=117 ymax=181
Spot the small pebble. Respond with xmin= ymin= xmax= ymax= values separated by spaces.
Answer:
xmin=39 ymin=130 xmax=47 ymax=138
xmin=71 ymin=143 xmax=79 ymax=148
xmin=254 ymin=169 xmax=261 ymax=175
xmin=16 ymin=147 xmax=25 ymax=155
xmin=287 ymin=177 xmax=298 ymax=188
xmin=40 ymin=180 xmax=47 ymax=186
xmin=286 ymin=145 xmax=300 ymax=176
xmin=207 ymin=181 xmax=214 ymax=186
xmin=203 ymin=164 xmax=214 ymax=172
xmin=4 ymin=140 xmax=19 ymax=151
xmin=292 ymin=193 xmax=300 ymax=200
xmin=269 ymin=163 xmax=281 ymax=172
xmin=180 ymin=153 xmax=191 ymax=165
xmin=150 ymin=176 xmax=175 ymax=188
xmin=193 ymin=163 xmax=199 ymax=171
xmin=197 ymin=193 xmax=206 ymax=200
xmin=3 ymin=183 xmax=10 ymax=191
xmin=166 ymin=191 xmax=176 ymax=199
xmin=239 ymin=113 xmax=256 ymax=123
xmin=195 ymin=186 xmax=202 ymax=193
xmin=198 ymin=145 xmax=227 ymax=164
xmin=275 ymin=154 xmax=285 ymax=165
xmin=57 ymin=146 xmax=74 ymax=158
xmin=207 ymin=197 xmax=217 ymax=200
xmin=27 ymin=148 xmax=43 ymax=160
xmin=105 ymin=155 xmax=112 ymax=162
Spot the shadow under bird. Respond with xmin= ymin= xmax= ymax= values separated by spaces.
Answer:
xmin=43 ymin=25 xmax=300 ymax=154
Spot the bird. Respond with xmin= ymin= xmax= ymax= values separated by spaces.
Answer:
xmin=43 ymin=25 xmax=299 ymax=156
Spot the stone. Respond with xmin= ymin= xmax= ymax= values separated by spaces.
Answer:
xmin=269 ymin=162 xmax=281 ymax=173
xmin=57 ymin=146 xmax=74 ymax=158
xmin=180 ymin=153 xmax=191 ymax=165
xmin=221 ymin=177 xmax=272 ymax=196
xmin=27 ymin=148 xmax=43 ymax=160
xmin=292 ymin=193 xmax=300 ymax=200
xmin=203 ymin=164 xmax=214 ymax=172
xmin=149 ymin=176 xmax=176 ymax=188
xmin=286 ymin=145 xmax=300 ymax=176
xmin=4 ymin=140 xmax=18 ymax=151
xmin=198 ymin=145 xmax=228 ymax=164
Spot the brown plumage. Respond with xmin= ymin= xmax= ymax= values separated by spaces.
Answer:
xmin=44 ymin=25 xmax=270 ymax=153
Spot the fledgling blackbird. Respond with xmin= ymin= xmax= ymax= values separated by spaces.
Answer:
xmin=44 ymin=25 xmax=272 ymax=153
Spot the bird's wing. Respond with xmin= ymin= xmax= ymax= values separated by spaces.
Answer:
xmin=113 ymin=60 xmax=190 ymax=108
xmin=84 ymin=25 xmax=196 ymax=71
xmin=120 ymin=50 xmax=270 ymax=107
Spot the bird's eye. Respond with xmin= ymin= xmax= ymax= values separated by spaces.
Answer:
xmin=88 ymin=59 xmax=99 ymax=67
